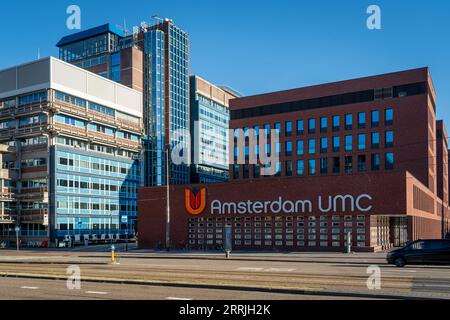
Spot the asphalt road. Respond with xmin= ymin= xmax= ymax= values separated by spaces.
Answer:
xmin=0 ymin=277 xmax=365 ymax=300
xmin=0 ymin=249 xmax=449 ymax=300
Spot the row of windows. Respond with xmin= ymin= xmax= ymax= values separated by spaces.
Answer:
xmin=235 ymin=131 xmax=394 ymax=158
xmin=58 ymin=157 xmax=137 ymax=176
xmin=236 ymin=109 xmax=393 ymax=139
xmin=190 ymin=221 xmax=366 ymax=229
xmin=233 ymin=153 xmax=394 ymax=178
xmin=189 ymin=216 xmax=365 ymax=223
xmin=189 ymin=240 xmax=367 ymax=247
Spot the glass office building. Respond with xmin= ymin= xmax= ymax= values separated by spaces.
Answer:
xmin=0 ymin=57 xmax=143 ymax=246
xmin=190 ymin=75 xmax=238 ymax=183
xmin=57 ymin=19 xmax=191 ymax=187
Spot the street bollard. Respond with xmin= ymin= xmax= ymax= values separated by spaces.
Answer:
xmin=111 ymin=245 xmax=116 ymax=263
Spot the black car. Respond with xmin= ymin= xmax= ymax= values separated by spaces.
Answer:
xmin=387 ymin=239 xmax=450 ymax=267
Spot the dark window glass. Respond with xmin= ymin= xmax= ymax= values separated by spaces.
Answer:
xmin=371 ymin=154 xmax=381 ymax=171
xmin=309 ymin=139 xmax=316 ymax=155
xmin=345 ymin=156 xmax=353 ymax=174
xmin=358 ymin=112 xmax=366 ymax=129
xmin=358 ymin=134 xmax=366 ymax=151
xmin=275 ymin=123 xmax=281 ymax=135
xmin=297 ymin=140 xmax=304 ymax=156
xmin=233 ymin=164 xmax=240 ymax=179
xmin=297 ymin=120 xmax=304 ymax=135
xmin=332 ymin=136 xmax=340 ymax=152
xmin=371 ymin=110 xmax=380 ymax=127
xmin=308 ymin=119 xmax=316 ymax=134
xmin=333 ymin=157 xmax=340 ymax=173
xmin=345 ymin=114 xmax=353 ymax=130
xmin=332 ymin=116 xmax=340 ymax=131
xmin=320 ymin=117 xmax=328 ymax=133
xmin=320 ymin=158 xmax=328 ymax=174
xmin=385 ymin=152 xmax=394 ymax=170
xmin=286 ymin=161 xmax=293 ymax=176
xmin=276 ymin=162 xmax=282 ymax=177
xmin=345 ymin=135 xmax=353 ymax=151
xmin=320 ymin=137 xmax=328 ymax=153
xmin=308 ymin=159 xmax=316 ymax=175
xmin=286 ymin=141 xmax=293 ymax=156
xmin=254 ymin=165 xmax=261 ymax=178
xmin=385 ymin=131 xmax=394 ymax=148
xmin=371 ymin=132 xmax=380 ymax=149
xmin=243 ymin=165 xmax=250 ymax=179
xmin=357 ymin=155 xmax=366 ymax=172
xmin=297 ymin=160 xmax=305 ymax=176
xmin=385 ymin=108 xmax=393 ymax=126
xmin=285 ymin=121 xmax=293 ymax=137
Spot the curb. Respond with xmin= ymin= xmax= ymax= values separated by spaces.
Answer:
xmin=0 ymin=272 xmax=446 ymax=300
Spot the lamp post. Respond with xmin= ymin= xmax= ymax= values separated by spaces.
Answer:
xmin=165 ymin=144 xmax=171 ymax=251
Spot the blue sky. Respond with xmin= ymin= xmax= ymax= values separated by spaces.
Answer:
xmin=1 ymin=0 xmax=449 ymax=121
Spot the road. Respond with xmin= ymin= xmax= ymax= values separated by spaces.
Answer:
xmin=0 ymin=277 xmax=365 ymax=300
xmin=0 ymin=248 xmax=449 ymax=300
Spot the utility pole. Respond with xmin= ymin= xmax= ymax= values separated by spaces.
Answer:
xmin=165 ymin=144 xmax=171 ymax=251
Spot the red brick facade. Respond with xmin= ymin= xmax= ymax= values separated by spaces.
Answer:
xmin=138 ymin=68 xmax=450 ymax=252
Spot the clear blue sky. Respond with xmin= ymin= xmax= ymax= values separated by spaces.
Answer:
xmin=1 ymin=0 xmax=449 ymax=121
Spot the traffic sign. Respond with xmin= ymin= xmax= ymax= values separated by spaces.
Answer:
xmin=14 ymin=226 xmax=20 ymax=233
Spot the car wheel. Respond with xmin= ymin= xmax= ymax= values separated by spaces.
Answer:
xmin=394 ymin=258 xmax=406 ymax=267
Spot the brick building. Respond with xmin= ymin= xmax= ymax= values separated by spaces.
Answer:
xmin=138 ymin=67 xmax=450 ymax=252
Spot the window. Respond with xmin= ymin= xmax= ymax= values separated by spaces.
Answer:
xmin=333 ymin=157 xmax=340 ymax=173
xmin=385 ymin=152 xmax=394 ymax=170
xmin=358 ymin=134 xmax=366 ymax=151
xmin=233 ymin=164 xmax=240 ymax=179
xmin=275 ymin=122 xmax=281 ymax=135
xmin=345 ymin=135 xmax=353 ymax=151
xmin=371 ymin=132 xmax=380 ymax=149
xmin=332 ymin=136 xmax=340 ymax=152
xmin=297 ymin=140 xmax=304 ymax=156
xmin=345 ymin=114 xmax=353 ymax=130
xmin=297 ymin=160 xmax=305 ymax=176
xmin=385 ymin=131 xmax=394 ymax=148
xmin=358 ymin=112 xmax=366 ymax=129
xmin=371 ymin=154 xmax=381 ymax=171
xmin=286 ymin=141 xmax=293 ymax=156
xmin=285 ymin=121 xmax=293 ymax=137
xmin=332 ymin=116 xmax=340 ymax=131
xmin=385 ymin=108 xmax=393 ymax=126
xmin=320 ymin=137 xmax=328 ymax=153
xmin=297 ymin=120 xmax=304 ymax=135
xmin=320 ymin=117 xmax=328 ymax=133
xmin=275 ymin=162 xmax=282 ymax=177
xmin=286 ymin=161 xmax=293 ymax=176
xmin=358 ymin=155 xmax=366 ymax=172
xmin=308 ymin=139 xmax=316 ymax=155
xmin=345 ymin=156 xmax=353 ymax=174
xmin=308 ymin=119 xmax=316 ymax=134
xmin=308 ymin=159 xmax=316 ymax=175
xmin=371 ymin=110 xmax=380 ymax=127
xmin=253 ymin=165 xmax=261 ymax=178
xmin=320 ymin=158 xmax=328 ymax=174
xmin=243 ymin=165 xmax=250 ymax=179
xmin=264 ymin=124 xmax=270 ymax=136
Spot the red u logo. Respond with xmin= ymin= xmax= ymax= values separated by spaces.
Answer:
xmin=185 ymin=188 xmax=207 ymax=215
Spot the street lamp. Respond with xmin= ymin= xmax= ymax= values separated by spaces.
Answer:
xmin=144 ymin=143 xmax=172 ymax=250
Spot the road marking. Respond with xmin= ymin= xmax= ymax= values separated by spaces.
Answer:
xmin=264 ymin=268 xmax=296 ymax=272
xmin=166 ymin=297 xmax=193 ymax=301
xmin=236 ymin=267 xmax=264 ymax=272
xmin=85 ymin=291 xmax=109 ymax=295
xmin=423 ymin=284 xmax=450 ymax=288
xmin=21 ymin=286 xmax=39 ymax=290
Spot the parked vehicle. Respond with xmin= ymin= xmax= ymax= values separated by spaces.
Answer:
xmin=387 ymin=239 xmax=450 ymax=267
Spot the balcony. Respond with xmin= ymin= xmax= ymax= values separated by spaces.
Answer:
xmin=0 ymin=169 xmax=17 ymax=180
xmin=116 ymin=137 xmax=141 ymax=150
xmin=51 ymin=100 xmax=89 ymax=119
xmin=20 ymin=209 xmax=49 ymax=226
xmin=0 ymin=211 xmax=17 ymax=224
xmin=17 ymin=187 xmax=49 ymax=202
xmin=16 ymin=124 xmax=49 ymax=137
xmin=51 ymin=123 xmax=87 ymax=139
